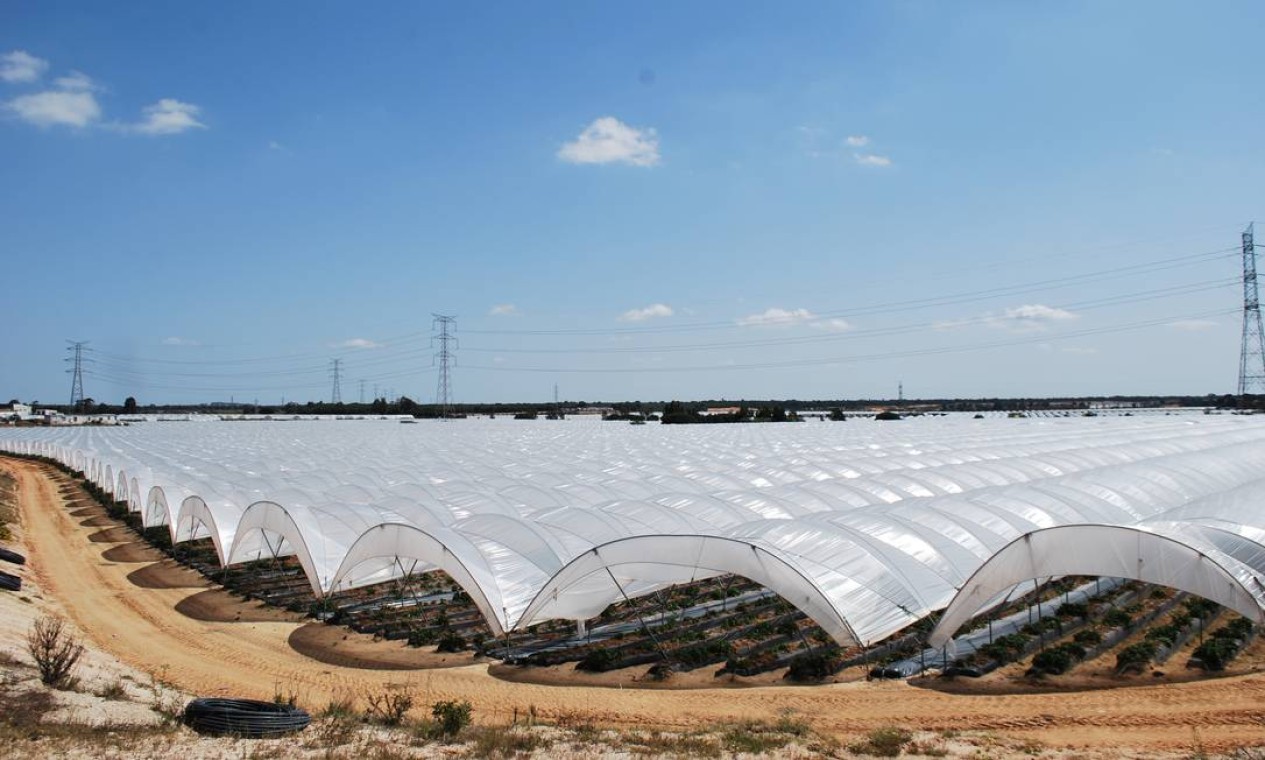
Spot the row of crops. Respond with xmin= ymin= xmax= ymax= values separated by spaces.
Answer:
xmin=948 ymin=580 xmax=1257 ymax=679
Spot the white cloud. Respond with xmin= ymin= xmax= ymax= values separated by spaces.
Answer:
xmin=7 ymin=89 xmax=100 ymax=127
xmin=619 ymin=303 xmax=674 ymax=322
xmin=738 ymin=307 xmax=816 ymax=328
xmin=4 ymin=61 xmax=203 ymax=136
xmin=558 ymin=116 xmax=660 ymax=167
xmin=489 ymin=304 xmax=520 ymax=317
xmin=1 ymin=50 xmax=48 ymax=83
xmin=1168 ymin=319 xmax=1217 ymax=331
xmin=132 ymin=98 xmax=205 ymax=135
xmin=993 ymin=304 xmax=1078 ymax=332
xmin=1060 ymin=346 xmax=1098 ymax=355
xmin=53 ymin=71 xmax=95 ymax=91
xmin=811 ymin=318 xmax=853 ymax=333
xmin=161 ymin=336 xmax=200 ymax=346
xmin=334 ymin=338 xmax=382 ymax=350
xmin=934 ymin=304 xmax=1078 ymax=333
xmin=740 ymin=308 xmax=851 ymax=331
xmin=268 ymin=140 xmax=285 ymax=151
xmin=1001 ymin=304 xmax=1077 ymax=323
xmin=854 ymin=153 xmax=892 ymax=167
xmin=845 ymin=135 xmax=869 ymax=147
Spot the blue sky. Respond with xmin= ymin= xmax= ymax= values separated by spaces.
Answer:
xmin=2 ymin=1 xmax=1263 ymax=405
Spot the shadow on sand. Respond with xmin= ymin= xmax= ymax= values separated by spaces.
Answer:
xmin=126 ymin=562 xmax=204 ymax=589
xmin=101 ymin=542 xmax=155 ymax=563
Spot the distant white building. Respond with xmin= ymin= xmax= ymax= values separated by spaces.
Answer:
xmin=1 ymin=402 xmax=32 ymax=420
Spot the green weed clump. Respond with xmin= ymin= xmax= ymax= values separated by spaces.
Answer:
xmin=850 ymin=725 xmax=914 ymax=757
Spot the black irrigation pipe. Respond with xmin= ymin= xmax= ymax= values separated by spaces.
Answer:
xmin=0 ymin=547 xmax=25 ymax=565
xmin=0 ymin=569 xmax=21 ymax=592
xmin=182 ymin=698 xmax=311 ymax=738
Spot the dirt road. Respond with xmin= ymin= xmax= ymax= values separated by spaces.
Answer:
xmin=10 ymin=457 xmax=1265 ymax=752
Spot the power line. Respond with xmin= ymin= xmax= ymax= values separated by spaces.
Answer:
xmin=1238 ymin=223 xmax=1265 ymax=394
xmin=330 ymin=358 xmax=343 ymax=404
xmin=464 ymin=246 xmax=1236 ymax=337
xmin=432 ymin=314 xmax=456 ymax=417
xmin=62 ymin=239 xmax=1243 ymax=398
xmin=460 ymin=278 xmax=1235 ymax=357
xmin=65 ymin=340 xmax=90 ymax=406
xmin=459 ymin=306 xmax=1237 ymax=375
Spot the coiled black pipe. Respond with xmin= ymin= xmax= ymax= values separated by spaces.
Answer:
xmin=0 ymin=547 xmax=26 ymax=566
xmin=0 ymin=570 xmax=21 ymax=592
xmin=182 ymin=698 xmax=311 ymax=737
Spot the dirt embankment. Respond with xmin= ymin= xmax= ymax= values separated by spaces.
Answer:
xmin=6 ymin=456 xmax=1265 ymax=754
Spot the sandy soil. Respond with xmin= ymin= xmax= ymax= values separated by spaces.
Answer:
xmin=0 ymin=473 xmax=182 ymax=733
xmin=7 ymin=457 xmax=1265 ymax=754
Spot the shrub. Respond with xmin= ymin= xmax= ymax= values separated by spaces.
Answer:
xmin=407 ymin=628 xmax=436 ymax=647
xmin=577 ymin=647 xmax=619 ymax=672
xmin=1145 ymin=624 xmax=1181 ymax=647
xmin=435 ymin=631 xmax=467 ymax=653
xmin=981 ymin=632 xmax=1032 ymax=661
xmin=1031 ymin=648 xmax=1071 ymax=674
xmin=1192 ymin=638 xmax=1238 ymax=671
xmin=1073 ymin=629 xmax=1102 ymax=646
xmin=467 ymin=725 xmax=543 ymax=757
xmin=1030 ymin=643 xmax=1086 ymax=675
xmin=319 ymin=692 xmax=356 ymax=720
xmin=27 ymin=615 xmax=85 ymax=688
xmin=362 ymin=685 xmax=414 ymax=726
xmin=94 ymin=677 xmax=129 ymax=701
xmin=1103 ymin=609 xmax=1132 ymax=628
xmin=1115 ymin=642 xmax=1157 ymax=672
xmin=1219 ymin=617 xmax=1253 ymax=641
xmin=850 ymin=726 xmax=913 ymax=757
xmin=1056 ymin=602 xmax=1088 ymax=619
xmin=785 ymin=651 xmax=839 ymax=682
xmin=431 ymin=699 xmax=472 ymax=738
xmin=1183 ymin=598 xmax=1220 ymax=620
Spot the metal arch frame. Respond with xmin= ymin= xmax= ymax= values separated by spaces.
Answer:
xmin=174 ymin=494 xmax=236 ymax=566
xmin=227 ymin=500 xmax=328 ymax=598
xmin=928 ymin=523 xmax=1265 ymax=648
xmin=328 ymin=522 xmax=511 ymax=637
xmin=515 ymin=534 xmax=862 ymax=646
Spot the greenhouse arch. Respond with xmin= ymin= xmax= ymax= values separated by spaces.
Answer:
xmin=516 ymin=534 xmax=860 ymax=645
xmin=175 ymin=495 xmax=238 ymax=566
xmin=928 ymin=524 xmax=1265 ymax=648
xmin=329 ymin=522 xmax=512 ymax=637
xmin=227 ymin=500 xmax=325 ymax=597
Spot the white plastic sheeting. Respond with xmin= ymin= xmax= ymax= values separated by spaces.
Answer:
xmin=928 ymin=523 xmax=1265 ymax=649
xmin=929 ymin=476 xmax=1265 ymax=647
xmin=4 ymin=414 xmax=1265 ymax=646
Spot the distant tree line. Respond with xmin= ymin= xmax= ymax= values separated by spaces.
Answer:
xmin=29 ymin=393 xmax=1262 ymax=417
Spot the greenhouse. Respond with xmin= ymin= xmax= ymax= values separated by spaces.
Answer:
xmin=2 ymin=414 xmax=1264 ymax=647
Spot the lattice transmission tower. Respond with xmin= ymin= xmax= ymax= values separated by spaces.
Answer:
xmin=65 ymin=340 xmax=90 ymax=407
xmin=1239 ymin=223 xmax=1265 ymax=395
xmin=432 ymin=314 xmax=457 ymax=418
xmin=330 ymin=358 xmax=343 ymax=404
